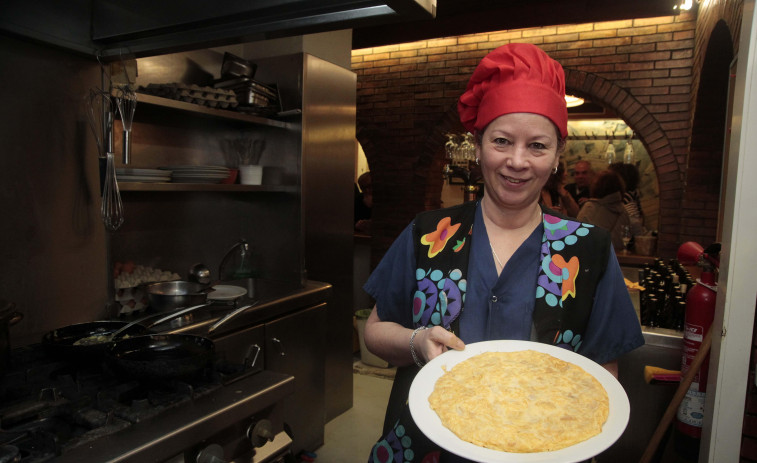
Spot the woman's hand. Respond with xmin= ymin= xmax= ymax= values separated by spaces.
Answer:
xmin=414 ymin=326 xmax=466 ymax=364
xmin=364 ymin=306 xmax=465 ymax=367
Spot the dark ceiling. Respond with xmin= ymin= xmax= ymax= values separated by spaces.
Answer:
xmin=352 ymin=0 xmax=683 ymax=49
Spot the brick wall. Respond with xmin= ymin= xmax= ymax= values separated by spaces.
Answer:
xmin=353 ymin=4 xmax=740 ymax=263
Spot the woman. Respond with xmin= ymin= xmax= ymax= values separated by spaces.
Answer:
xmin=363 ymin=43 xmax=643 ymax=463
xmin=540 ymin=161 xmax=580 ymax=217
xmin=577 ymin=170 xmax=634 ymax=252
xmin=609 ymin=161 xmax=646 ymax=236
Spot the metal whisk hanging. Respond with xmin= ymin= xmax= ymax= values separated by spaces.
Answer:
xmin=115 ymin=85 xmax=137 ymax=164
xmin=86 ymin=88 xmax=124 ymax=231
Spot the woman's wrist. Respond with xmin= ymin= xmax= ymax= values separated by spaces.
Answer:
xmin=410 ymin=326 xmax=429 ymax=367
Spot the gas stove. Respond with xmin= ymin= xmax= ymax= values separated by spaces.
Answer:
xmin=0 ymin=342 xmax=294 ymax=463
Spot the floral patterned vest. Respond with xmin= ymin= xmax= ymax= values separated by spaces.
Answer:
xmin=412 ymin=200 xmax=610 ymax=348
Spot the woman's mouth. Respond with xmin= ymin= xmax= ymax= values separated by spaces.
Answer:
xmin=503 ymin=176 xmax=528 ymax=184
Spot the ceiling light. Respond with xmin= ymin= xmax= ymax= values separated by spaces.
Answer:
xmin=674 ymin=0 xmax=694 ymax=10
xmin=565 ymin=95 xmax=585 ymax=108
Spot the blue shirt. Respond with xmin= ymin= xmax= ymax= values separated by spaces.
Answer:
xmin=364 ymin=202 xmax=643 ymax=365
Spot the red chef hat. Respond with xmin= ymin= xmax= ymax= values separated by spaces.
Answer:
xmin=458 ymin=43 xmax=568 ymax=138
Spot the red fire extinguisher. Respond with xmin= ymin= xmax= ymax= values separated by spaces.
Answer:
xmin=674 ymin=242 xmax=720 ymax=460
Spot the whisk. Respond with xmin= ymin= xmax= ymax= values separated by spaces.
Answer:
xmin=115 ymin=85 xmax=137 ymax=164
xmin=86 ymin=88 xmax=124 ymax=231
xmin=86 ymin=89 xmax=113 ymax=159
xmin=101 ymin=151 xmax=125 ymax=231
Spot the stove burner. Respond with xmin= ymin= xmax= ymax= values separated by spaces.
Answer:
xmin=0 ymin=445 xmax=19 ymax=463
xmin=0 ymin=343 xmax=264 ymax=462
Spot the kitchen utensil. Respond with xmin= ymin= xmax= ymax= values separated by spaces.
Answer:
xmin=85 ymin=89 xmax=113 ymax=159
xmin=220 ymin=52 xmax=257 ymax=79
xmin=146 ymin=281 xmax=214 ymax=312
xmin=188 ymin=263 xmax=211 ymax=285
xmin=115 ymin=85 xmax=137 ymax=164
xmin=41 ymin=320 xmax=150 ymax=361
xmin=140 ymin=302 xmax=211 ymax=329
xmin=106 ymin=333 xmax=214 ymax=379
xmin=207 ymin=300 xmax=259 ymax=334
xmin=41 ymin=303 xmax=211 ymax=361
xmin=101 ymin=151 xmax=124 ymax=231
xmin=207 ymin=285 xmax=247 ymax=301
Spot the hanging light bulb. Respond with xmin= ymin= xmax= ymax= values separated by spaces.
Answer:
xmin=565 ymin=94 xmax=585 ymax=108
xmin=605 ymin=143 xmax=616 ymax=164
xmin=624 ymin=141 xmax=635 ymax=164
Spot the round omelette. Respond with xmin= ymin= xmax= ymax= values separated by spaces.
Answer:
xmin=428 ymin=350 xmax=609 ymax=453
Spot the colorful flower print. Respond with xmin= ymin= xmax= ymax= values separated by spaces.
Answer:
xmin=420 ymin=217 xmax=461 ymax=258
xmin=414 ymin=268 xmax=465 ymax=327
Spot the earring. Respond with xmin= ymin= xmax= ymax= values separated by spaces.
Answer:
xmin=552 ymin=166 xmax=558 ymax=174
xmin=475 ymin=158 xmax=480 ymax=166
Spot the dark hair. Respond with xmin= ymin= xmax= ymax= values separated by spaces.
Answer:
xmin=608 ymin=162 xmax=640 ymax=191
xmin=590 ymin=170 xmax=626 ymax=198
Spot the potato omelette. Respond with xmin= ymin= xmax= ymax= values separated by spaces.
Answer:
xmin=428 ymin=350 xmax=609 ymax=453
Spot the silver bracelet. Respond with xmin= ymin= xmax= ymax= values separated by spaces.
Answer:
xmin=410 ymin=326 xmax=429 ymax=368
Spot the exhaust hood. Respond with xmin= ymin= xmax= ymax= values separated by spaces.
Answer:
xmin=0 ymin=0 xmax=436 ymax=59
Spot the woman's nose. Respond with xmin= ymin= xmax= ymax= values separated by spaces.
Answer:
xmin=505 ymin=146 xmax=528 ymax=169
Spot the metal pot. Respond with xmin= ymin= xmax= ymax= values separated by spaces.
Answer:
xmin=146 ymin=281 xmax=212 ymax=312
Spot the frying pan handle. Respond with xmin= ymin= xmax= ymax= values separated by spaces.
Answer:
xmin=146 ymin=303 xmax=211 ymax=329
xmin=207 ymin=300 xmax=259 ymax=334
xmin=244 ymin=344 xmax=261 ymax=369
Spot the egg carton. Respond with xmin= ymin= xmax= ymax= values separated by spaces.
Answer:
xmin=139 ymin=83 xmax=239 ymax=109
xmin=114 ymin=264 xmax=181 ymax=315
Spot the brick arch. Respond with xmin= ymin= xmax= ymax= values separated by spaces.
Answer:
xmin=562 ymin=69 xmax=681 ymax=255
xmin=685 ymin=20 xmax=733 ymax=246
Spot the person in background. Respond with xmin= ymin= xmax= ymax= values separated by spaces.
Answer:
xmin=540 ymin=161 xmax=580 ymax=217
xmin=576 ymin=170 xmax=633 ymax=252
xmin=362 ymin=43 xmax=643 ymax=463
xmin=565 ymin=159 xmax=594 ymax=206
xmin=609 ymin=162 xmax=645 ymax=237
xmin=354 ymin=171 xmax=372 ymax=234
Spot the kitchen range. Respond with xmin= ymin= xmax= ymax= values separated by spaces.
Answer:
xmin=0 ymin=279 xmax=330 ymax=463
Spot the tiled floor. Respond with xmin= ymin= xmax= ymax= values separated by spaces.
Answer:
xmin=313 ymin=362 xmax=395 ymax=462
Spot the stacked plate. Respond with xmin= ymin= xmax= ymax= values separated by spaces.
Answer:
xmin=159 ymin=165 xmax=230 ymax=184
xmin=116 ymin=168 xmax=172 ymax=183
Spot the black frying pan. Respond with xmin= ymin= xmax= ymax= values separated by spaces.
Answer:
xmin=105 ymin=334 xmax=214 ymax=379
xmin=42 ymin=321 xmax=150 ymax=360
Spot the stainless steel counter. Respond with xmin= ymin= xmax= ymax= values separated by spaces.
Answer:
xmin=599 ymin=327 xmax=684 ymax=462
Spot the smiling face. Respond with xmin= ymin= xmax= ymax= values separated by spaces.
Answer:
xmin=476 ymin=113 xmax=562 ymax=213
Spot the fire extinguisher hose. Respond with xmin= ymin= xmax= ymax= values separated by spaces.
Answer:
xmin=639 ymin=326 xmax=713 ymax=463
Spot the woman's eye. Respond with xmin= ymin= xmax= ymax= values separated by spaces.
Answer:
xmin=492 ymin=137 xmax=510 ymax=146
xmin=530 ymin=142 xmax=551 ymax=151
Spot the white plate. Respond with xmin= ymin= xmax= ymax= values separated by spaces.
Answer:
xmin=117 ymin=175 xmax=172 ymax=183
xmin=169 ymin=173 xmax=229 ymax=178
xmin=116 ymin=168 xmax=170 ymax=176
xmin=408 ymin=340 xmax=630 ymax=463
xmin=208 ymin=285 xmax=247 ymax=300
xmin=160 ymin=165 xmax=229 ymax=172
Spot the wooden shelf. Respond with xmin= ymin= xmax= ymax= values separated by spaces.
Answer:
xmin=119 ymin=182 xmax=298 ymax=193
xmin=135 ymin=93 xmax=295 ymax=129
